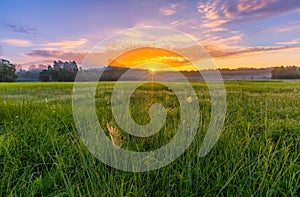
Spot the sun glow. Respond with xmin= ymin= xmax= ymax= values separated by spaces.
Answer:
xmin=108 ymin=47 xmax=195 ymax=71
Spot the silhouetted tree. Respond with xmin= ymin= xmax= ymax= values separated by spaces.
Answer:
xmin=0 ymin=59 xmax=17 ymax=82
xmin=39 ymin=60 xmax=78 ymax=82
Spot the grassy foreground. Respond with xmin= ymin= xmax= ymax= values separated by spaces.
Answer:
xmin=0 ymin=81 xmax=299 ymax=196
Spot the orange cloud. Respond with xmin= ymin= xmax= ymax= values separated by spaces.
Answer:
xmin=109 ymin=47 xmax=193 ymax=71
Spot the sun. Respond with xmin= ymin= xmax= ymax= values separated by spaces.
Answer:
xmin=150 ymin=68 xmax=156 ymax=73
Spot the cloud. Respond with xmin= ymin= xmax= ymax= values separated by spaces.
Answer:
xmin=200 ymin=34 xmax=244 ymax=52
xmin=170 ymin=20 xmax=189 ymax=27
xmin=276 ymin=39 xmax=300 ymax=45
xmin=205 ymin=45 xmax=300 ymax=58
xmin=176 ymin=41 xmax=300 ymax=60
xmin=24 ymin=49 xmax=126 ymax=67
xmin=206 ymin=35 xmax=243 ymax=43
xmin=0 ymin=38 xmax=32 ymax=47
xmin=0 ymin=46 xmax=2 ymax=55
xmin=23 ymin=44 xmax=300 ymax=69
xmin=198 ymin=1 xmax=221 ymax=20
xmin=0 ymin=38 xmax=87 ymax=49
xmin=160 ymin=3 xmax=178 ymax=16
xmin=4 ymin=23 xmax=38 ymax=35
xmin=25 ymin=49 xmax=88 ymax=63
xmin=273 ymin=25 xmax=300 ymax=33
xmin=95 ymin=29 xmax=197 ymax=54
xmin=210 ymin=27 xmax=228 ymax=32
xmin=263 ymin=20 xmax=300 ymax=32
xmin=170 ymin=19 xmax=204 ymax=31
xmin=42 ymin=38 xmax=87 ymax=49
xmin=198 ymin=0 xmax=300 ymax=27
xmin=17 ymin=59 xmax=59 ymax=68
xmin=202 ymin=19 xmax=228 ymax=28
xmin=221 ymin=0 xmax=278 ymax=18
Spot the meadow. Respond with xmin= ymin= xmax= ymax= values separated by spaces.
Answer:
xmin=0 ymin=81 xmax=299 ymax=196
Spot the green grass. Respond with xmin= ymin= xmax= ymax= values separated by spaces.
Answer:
xmin=0 ymin=81 xmax=299 ymax=196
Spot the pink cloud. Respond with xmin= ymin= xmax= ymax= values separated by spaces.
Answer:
xmin=0 ymin=38 xmax=32 ymax=47
xmin=42 ymin=38 xmax=87 ymax=49
xmin=160 ymin=3 xmax=178 ymax=16
xmin=25 ymin=49 xmax=88 ymax=63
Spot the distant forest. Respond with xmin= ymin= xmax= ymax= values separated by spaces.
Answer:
xmin=1 ymin=58 xmax=300 ymax=82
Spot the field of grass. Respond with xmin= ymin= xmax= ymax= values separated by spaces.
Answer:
xmin=0 ymin=81 xmax=299 ymax=196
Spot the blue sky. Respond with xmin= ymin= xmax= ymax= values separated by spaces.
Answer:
xmin=1 ymin=0 xmax=300 ymax=69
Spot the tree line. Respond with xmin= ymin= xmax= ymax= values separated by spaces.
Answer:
xmin=1 ymin=58 xmax=300 ymax=82
xmin=271 ymin=66 xmax=300 ymax=79
xmin=0 ymin=59 xmax=80 ymax=82
xmin=39 ymin=60 xmax=78 ymax=82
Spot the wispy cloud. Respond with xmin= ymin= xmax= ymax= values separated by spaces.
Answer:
xmin=0 ymin=38 xmax=87 ymax=49
xmin=221 ymin=0 xmax=278 ymax=18
xmin=17 ymin=59 xmax=59 ymax=67
xmin=193 ymin=0 xmax=300 ymax=61
xmin=263 ymin=20 xmax=300 ymax=32
xmin=4 ymin=23 xmax=38 ymax=35
xmin=21 ymin=38 xmax=300 ymax=68
xmin=160 ymin=3 xmax=178 ymax=16
xmin=0 ymin=38 xmax=32 ymax=47
xmin=24 ymin=48 xmax=123 ymax=67
xmin=202 ymin=19 xmax=228 ymax=28
xmin=205 ymin=45 xmax=300 ymax=58
xmin=200 ymin=34 xmax=245 ymax=54
xmin=276 ymin=39 xmax=300 ymax=45
xmin=198 ymin=0 xmax=300 ymax=27
xmin=170 ymin=19 xmax=203 ymax=31
xmin=95 ymin=29 xmax=196 ymax=53
xmin=273 ymin=25 xmax=300 ymax=33
xmin=42 ymin=38 xmax=87 ymax=49
xmin=198 ymin=1 xmax=221 ymax=20
xmin=24 ymin=49 xmax=88 ymax=63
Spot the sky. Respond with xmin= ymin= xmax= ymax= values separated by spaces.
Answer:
xmin=1 ymin=0 xmax=300 ymax=70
